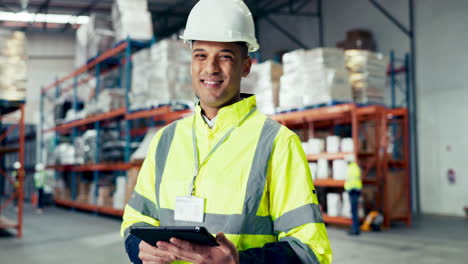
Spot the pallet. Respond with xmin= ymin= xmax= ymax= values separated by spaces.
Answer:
xmin=276 ymin=101 xmax=350 ymax=114
xmin=0 ymin=216 xmax=17 ymax=230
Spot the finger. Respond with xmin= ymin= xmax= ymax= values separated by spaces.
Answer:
xmin=139 ymin=241 xmax=176 ymax=262
xmin=216 ymin=232 xmax=238 ymax=254
xmin=159 ymin=239 xmax=203 ymax=263
xmin=138 ymin=251 xmax=175 ymax=263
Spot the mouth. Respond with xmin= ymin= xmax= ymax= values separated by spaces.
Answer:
xmin=201 ymin=79 xmax=224 ymax=88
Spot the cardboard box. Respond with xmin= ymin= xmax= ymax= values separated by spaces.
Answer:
xmin=385 ymin=169 xmax=409 ymax=219
xmin=125 ymin=167 xmax=140 ymax=204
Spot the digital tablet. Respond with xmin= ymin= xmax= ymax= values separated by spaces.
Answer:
xmin=130 ymin=226 xmax=219 ymax=247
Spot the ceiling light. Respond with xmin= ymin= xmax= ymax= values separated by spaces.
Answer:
xmin=0 ymin=11 xmax=89 ymax=25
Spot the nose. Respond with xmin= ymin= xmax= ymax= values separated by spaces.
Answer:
xmin=203 ymin=56 xmax=221 ymax=75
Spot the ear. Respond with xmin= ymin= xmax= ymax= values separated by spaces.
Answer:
xmin=241 ymin=56 xmax=252 ymax=78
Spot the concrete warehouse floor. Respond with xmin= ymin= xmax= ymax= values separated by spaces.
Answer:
xmin=1 ymin=204 xmax=467 ymax=264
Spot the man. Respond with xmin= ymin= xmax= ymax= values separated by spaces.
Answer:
xmin=34 ymin=163 xmax=47 ymax=214
xmin=121 ymin=0 xmax=332 ymax=263
xmin=344 ymin=155 xmax=362 ymax=236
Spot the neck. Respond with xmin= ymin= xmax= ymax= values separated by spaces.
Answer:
xmin=200 ymin=105 xmax=219 ymax=120
xmin=200 ymin=95 xmax=241 ymax=120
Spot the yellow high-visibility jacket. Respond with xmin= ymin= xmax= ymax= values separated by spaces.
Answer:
xmin=121 ymin=95 xmax=332 ymax=263
xmin=344 ymin=162 xmax=362 ymax=191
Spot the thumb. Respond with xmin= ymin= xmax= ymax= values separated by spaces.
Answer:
xmin=216 ymin=232 xmax=239 ymax=261
xmin=216 ymin=232 xmax=234 ymax=248
xmin=216 ymin=232 xmax=228 ymax=244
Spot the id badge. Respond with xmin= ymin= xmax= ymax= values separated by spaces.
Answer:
xmin=174 ymin=196 xmax=205 ymax=223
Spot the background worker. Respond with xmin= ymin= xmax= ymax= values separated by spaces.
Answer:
xmin=345 ymin=155 xmax=363 ymax=236
xmin=121 ymin=0 xmax=332 ymax=263
xmin=34 ymin=163 xmax=47 ymax=214
xmin=12 ymin=161 xmax=21 ymax=210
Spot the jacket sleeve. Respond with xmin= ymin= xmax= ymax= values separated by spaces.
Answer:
xmin=268 ymin=131 xmax=333 ymax=264
xmin=121 ymin=130 xmax=164 ymax=260
xmin=239 ymin=241 xmax=302 ymax=263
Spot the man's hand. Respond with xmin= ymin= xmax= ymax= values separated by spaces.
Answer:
xmin=138 ymin=240 xmax=176 ymax=264
xmin=157 ymin=232 xmax=239 ymax=264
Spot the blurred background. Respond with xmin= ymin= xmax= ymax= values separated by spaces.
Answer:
xmin=0 ymin=0 xmax=467 ymax=263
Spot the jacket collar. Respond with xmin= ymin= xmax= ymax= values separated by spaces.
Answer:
xmin=194 ymin=94 xmax=257 ymax=132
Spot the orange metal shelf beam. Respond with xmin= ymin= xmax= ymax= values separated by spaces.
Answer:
xmin=47 ymin=162 xmax=132 ymax=172
xmin=44 ymin=108 xmax=126 ymax=133
xmin=55 ymin=199 xmax=124 ymax=217
xmin=272 ymin=104 xmax=355 ymax=125
xmin=314 ymin=178 xmax=376 ymax=187
xmin=322 ymin=214 xmax=352 ymax=225
xmin=74 ymin=163 xmax=132 ymax=172
xmin=125 ymin=106 xmax=171 ymax=120
xmin=307 ymin=152 xmax=354 ymax=161
xmin=42 ymin=41 xmax=128 ymax=94
xmin=155 ymin=109 xmax=193 ymax=123
xmin=387 ymin=108 xmax=407 ymax=116
xmin=314 ymin=179 xmax=345 ymax=187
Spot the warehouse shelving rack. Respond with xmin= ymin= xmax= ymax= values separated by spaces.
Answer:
xmin=0 ymin=101 xmax=25 ymax=237
xmin=40 ymin=38 xmax=192 ymax=217
xmin=272 ymin=103 xmax=411 ymax=227
xmin=39 ymin=37 xmax=411 ymax=228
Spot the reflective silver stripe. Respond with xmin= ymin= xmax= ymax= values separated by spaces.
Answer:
xmin=155 ymin=121 xmax=178 ymax=209
xmin=243 ymin=118 xmax=281 ymax=215
xmin=124 ymin=222 xmax=155 ymax=240
xmin=127 ymin=191 xmax=159 ymax=220
xmin=158 ymin=208 xmax=274 ymax=235
xmin=274 ymin=203 xmax=324 ymax=233
xmin=280 ymin=236 xmax=320 ymax=264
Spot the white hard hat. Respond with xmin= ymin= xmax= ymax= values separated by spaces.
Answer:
xmin=180 ymin=0 xmax=260 ymax=52
xmin=35 ymin=163 xmax=44 ymax=171
xmin=13 ymin=161 xmax=21 ymax=169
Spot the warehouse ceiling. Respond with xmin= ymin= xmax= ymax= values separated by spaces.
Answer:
xmin=0 ymin=0 xmax=319 ymax=40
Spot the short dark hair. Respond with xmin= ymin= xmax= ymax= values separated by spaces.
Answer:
xmin=234 ymin=42 xmax=249 ymax=58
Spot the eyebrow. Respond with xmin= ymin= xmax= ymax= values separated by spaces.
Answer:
xmin=192 ymin=48 xmax=236 ymax=55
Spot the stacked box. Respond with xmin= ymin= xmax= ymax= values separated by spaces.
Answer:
xmin=112 ymin=0 xmax=153 ymax=41
xmin=113 ymin=176 xmax=127 ymax=209
xmin=241 ymin=61 xmax=282 ymax=115
xmin=130 ymin=39 xmax=194 ymax=110
xmin=97 ymin=88 xmax=125 ymax=113
xmin=74 ymin=14 xmax=114 ymax=68
xmin=98 ymin=185 xmax=114 ymax=207
xmin=345 ymin=49 xmax=388 ymax=104
xmin=77 ymin=182 xmax=91 ymax=203
xmin=125 ymin=167 xmax=139 ymax=204
xmin=279 ymin=48 xmax=352 ymax=110
xmin=0 ymin=30 xmax=27 ymax=101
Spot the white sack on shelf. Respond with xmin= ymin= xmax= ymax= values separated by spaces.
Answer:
xmin=332 ymin=159 xmax=347 ymax=180
xmin=317 ymin=158 xmax=329 ymax=179
xmin=326 ymin=136 xmax=340 ymax=154
xmin=308 ymin=138 xmax=325 ymax=154
xmin=327 ymin=193 xmax=342 ymax=217
xmin=340 ymin=137 xmax=354 ymax=153
xmin=308 ymin=162 xmax=318 ymax=180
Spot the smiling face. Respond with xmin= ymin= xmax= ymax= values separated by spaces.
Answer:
xmin=191 ymin=41 xmax=252 ymax=111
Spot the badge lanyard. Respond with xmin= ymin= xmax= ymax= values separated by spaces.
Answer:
xmin=188 ymin=107 xmax=256 ymax=196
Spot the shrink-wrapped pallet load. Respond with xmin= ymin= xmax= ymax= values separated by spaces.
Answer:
xmin=242 ymin=60 xmax=282 ymax=115
xmin=279 ymin=48 xmax=352 ymax=110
